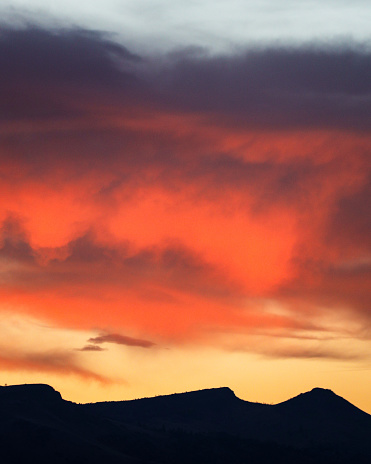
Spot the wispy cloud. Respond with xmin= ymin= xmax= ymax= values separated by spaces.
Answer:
xmin=76 ymin=345 xmax=106 ymax=352
xmin=88 ymin=333 xmax=156 ymax=349
xmin=0 ymin=349 xmax=109 ymax=382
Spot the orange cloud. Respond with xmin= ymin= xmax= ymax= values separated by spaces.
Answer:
xmin=0 ymin=26 xmax=370 ymax=368
xmin=0 ymin=129 xmax=369 ymax=344
xmin=0 ymin=349 xmax=109 ymax=383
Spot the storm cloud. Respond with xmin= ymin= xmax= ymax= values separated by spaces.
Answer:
xmin=0 ymin=24 xmax=369 ymax=363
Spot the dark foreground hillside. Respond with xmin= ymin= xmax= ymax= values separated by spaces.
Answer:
xmin=0 ymin=383 xmax=370 ymax=464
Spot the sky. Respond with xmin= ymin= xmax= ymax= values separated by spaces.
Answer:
xmin=0 ymin=1 xmax=370 ymax=412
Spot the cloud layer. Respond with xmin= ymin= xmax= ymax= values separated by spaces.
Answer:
xmin=0 ymin=25 xmax=370 ymax=381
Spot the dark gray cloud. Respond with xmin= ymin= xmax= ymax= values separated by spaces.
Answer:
xmin=154 ymin=45 xmax=371 ymax=130
xmin=0 ymin=25 xmax=369 ymax=216
xmin=0 ymin=25 xmax=370 ymax=193
xmin=0 ymin=25 xmax=143 ymax=121
xmin=0 ymin=26 xmax=139 ymax=85
xmin=1 ymin=25 xmax=370 ymax=129
xmin=88 ymin=333 xmax=155 ymax=348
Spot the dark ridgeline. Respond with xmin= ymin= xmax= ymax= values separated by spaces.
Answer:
xmin=0 ymin=384 xmax=370 ymax=463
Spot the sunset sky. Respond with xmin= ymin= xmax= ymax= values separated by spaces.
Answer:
xmin=0 ymin=1 xmax=370 ymax=413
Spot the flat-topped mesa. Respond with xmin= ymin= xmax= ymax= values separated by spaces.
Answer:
xmin=170 ymin=386 xmax=237 ymax=401
xmin=106 ymin=386 xmax=238 ymax=406
xmin=88 ymin=386 xmax=242 ymax=423
xmin=178 ymin=386 xmax=239 ymax=407
xmin=133 ymin=386 xmax=239 ymax=407
xmin=0 ymin=383 xmax=63 ymax=403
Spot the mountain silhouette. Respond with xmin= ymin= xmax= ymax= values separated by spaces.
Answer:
xmin=0 ymin=383 xmax=370 ymax=464
xmin=0 ymin=383 xmax=62 ymax=403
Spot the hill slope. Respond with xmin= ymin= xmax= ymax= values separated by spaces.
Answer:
xmin=0 ymin=384 xmax=370 ymax=464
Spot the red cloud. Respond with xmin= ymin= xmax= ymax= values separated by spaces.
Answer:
xmin=0 ymin=26 xmax=369 ymax=360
